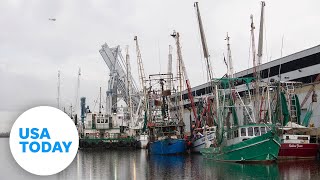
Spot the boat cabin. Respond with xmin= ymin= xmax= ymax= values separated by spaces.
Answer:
xmin=85 ymin=112 xmax=111 ymax=130
xmin=282 ymin=134 xmax=310 ymax=144
xmin=226 ymin=125 xmax=272 ymax=145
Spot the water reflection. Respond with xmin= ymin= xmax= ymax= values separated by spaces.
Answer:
xmin=2 ymin=136 xmax=319 ymax=180
xmin=59 ymin=149 xmax=148 ymax=180
xmin=147 ymin=155 xmax=187 ymax=179
xmin=203 ymin=160 xmax=279 ymax=179
xmin=58 ymin=150 xmax=320 ymax=180
xmin=278 ymin=160 xmax=320 ymax=180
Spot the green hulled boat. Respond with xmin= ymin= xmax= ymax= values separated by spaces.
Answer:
xmin=201 ymin=124 xmax=281 ymax=162
xmin=200 ymin=76 xmax=281 ymax=162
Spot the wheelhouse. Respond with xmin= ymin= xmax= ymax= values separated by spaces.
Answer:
xmin=226 ymin=124 xmax=272 ymax=145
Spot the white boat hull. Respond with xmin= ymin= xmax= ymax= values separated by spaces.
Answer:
xmin=191 ymin=132 xmax=215 ymax=153
xmin=137 ymin=134 xmax=149 ymax=149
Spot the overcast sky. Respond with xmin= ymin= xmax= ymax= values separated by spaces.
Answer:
xmin=1 ymin=0 xmax=320 ymax=131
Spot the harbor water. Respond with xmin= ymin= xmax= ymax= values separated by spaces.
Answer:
xmin=0 ymin=138 xmax=319 ymax=180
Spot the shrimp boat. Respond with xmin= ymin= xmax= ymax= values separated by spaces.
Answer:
xmin=276 ymin=82 xmax=320 ymax=159
xmin=191 ymin=126 xmax=216 ymax=153
xmin=146 ymin=74 xmax=187 ymax=155
xmin=200 ymin=77 xmax=281 ymax=162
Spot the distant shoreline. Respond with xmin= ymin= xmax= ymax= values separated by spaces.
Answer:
xmin=0 ymin=133 xmax=10 ymax=138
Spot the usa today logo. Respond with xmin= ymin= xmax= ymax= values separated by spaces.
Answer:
xmin=9 ymin=106 xmax=79 ymax=176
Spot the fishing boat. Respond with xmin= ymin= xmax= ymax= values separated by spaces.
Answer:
xmin=146 ymin=74 xmax=187 ymax=155
xmin=78 ymin=89 xmax=138 ymax=149
xmin=148 ymin=122 xmax=186 ymax=155
xmin=200 ymin=77 xmax=281 ymax=162
xmin=279 ymin=123 xmax=319 ymax=159
xmin=276 ymin=82 xmax=320 ymax=159
xmin=191 ymin=126 xmax=216 ymax=153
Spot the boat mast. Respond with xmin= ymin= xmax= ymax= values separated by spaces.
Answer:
xmin=194 ymin=2 xmax=213 ymax=82
xmin=167 ymin=45 xmax=173 ymax=114
xmin=250 ymin=15 xmax=257 ymax=80
xmin=171 ymin=31 xmax=184 ymax=123
xmin=99 ymin=87 xmax=102 ymax=114
xmin=257 ymin=1 xmax=265 ymax=70
xmin=126 ymin=45 xmax=133 ymax=123
xmin=256 ymin=1 xmax=266 ymax=121
xmin=57 ymin=70 xmax=61 ymax=109
xmin=167 ymin=45 xmax=173 ymax=90
xmin=225 ymin=33 xmax=234 ymax=78
xmin=75 ymin=68 xmax=81 ymax=116
xmin=134 ymin=36 xmax=148 ymax=114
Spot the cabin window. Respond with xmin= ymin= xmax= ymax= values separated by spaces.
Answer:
xmin=241 ymin=128 xmax=246 ymax=136
xmin=286 ymin=136 xmax=289 ymax=140
xmin=260 ymin=127 xmax=266 ymax=135
xmin=254 ymin=127 xmax=260 ymax=136
xmin=97 ymin=119 xmax=100 ymax=123
xmin=297 ymin=137 xmax=308 ymax=140
xmin=248 ymin=127 xmax=253 ymax=136
xmin=105 ymin=119 xmax=108 ymax=123
xmin=234 ymin=130 xmax=239 ymax=138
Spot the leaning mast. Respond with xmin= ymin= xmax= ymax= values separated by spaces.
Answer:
xmin=194 ymin=2 xmax=213 ymax=82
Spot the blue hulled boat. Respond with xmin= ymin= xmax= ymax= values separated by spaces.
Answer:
xmin=149 ymin=138 xmax=186 ymax=155
xmin=146 ymin=74 xmax=187 ymax=155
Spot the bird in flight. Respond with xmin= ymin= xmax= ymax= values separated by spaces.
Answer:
xmin=49 ymin=18 xmax=56 ymax=21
